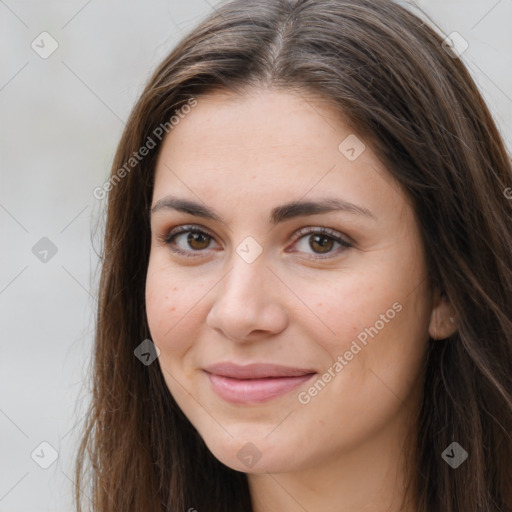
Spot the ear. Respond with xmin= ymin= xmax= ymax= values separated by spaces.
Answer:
xmin=428 ymin=289 xmax=458 ymax=340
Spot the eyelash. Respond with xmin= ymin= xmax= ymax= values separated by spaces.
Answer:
xmin=157 ymin=224 xmax=353 ymax=260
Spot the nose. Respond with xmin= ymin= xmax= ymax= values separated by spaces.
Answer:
xmin=205 ymin=253 xmax=289 ymax=343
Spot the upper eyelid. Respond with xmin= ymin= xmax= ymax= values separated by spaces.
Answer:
xmin=293 ymin=225 xmax=352 ymax=243
xmin=163 ymin=224 xmax=346 ymax=239
xmin=164 ymin=224 xmax=218 ymax=242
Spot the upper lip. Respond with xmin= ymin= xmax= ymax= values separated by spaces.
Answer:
xmin=203 ymin=362 xmax=316 ymax=379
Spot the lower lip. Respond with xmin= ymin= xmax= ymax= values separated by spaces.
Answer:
xmin=206 ymin=372 xmax=316 ymax=404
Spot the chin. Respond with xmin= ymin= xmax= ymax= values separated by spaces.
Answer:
xmin=200 ymin=430 xmax=306 ymax=474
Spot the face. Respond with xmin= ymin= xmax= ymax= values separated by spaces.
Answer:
xmin=145 ymin=88 xmax=448 ymax=474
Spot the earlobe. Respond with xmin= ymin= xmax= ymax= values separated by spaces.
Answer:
xmin=428 ymin=290 xmax=458 ymax=340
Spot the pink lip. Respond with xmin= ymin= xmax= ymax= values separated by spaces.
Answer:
xmin=203 ymin=363 xmax=316 ymax=404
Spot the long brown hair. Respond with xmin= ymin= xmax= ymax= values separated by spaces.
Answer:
xmin=75 ymin=0 xmax=512 ymax=510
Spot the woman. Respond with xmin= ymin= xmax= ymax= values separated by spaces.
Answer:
xmin=75 ymin=0 xmax=512 ymax=510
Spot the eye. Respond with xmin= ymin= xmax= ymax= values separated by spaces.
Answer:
xmin=287 ymin=226 xmax=353 ymax=259
xmin=157 ymin=224 xmax=353 ymax=260
xmin=158 ymin=225 xmax=219 ymax=258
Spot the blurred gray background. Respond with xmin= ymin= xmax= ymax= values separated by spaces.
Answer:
xmin=0 ymin=1 xmax=511 ymax=510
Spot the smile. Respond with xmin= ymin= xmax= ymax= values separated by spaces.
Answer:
xmin=203 ymin=363 xmax=317 ymax=404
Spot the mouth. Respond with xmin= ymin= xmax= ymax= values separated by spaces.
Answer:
xmin=203 ymin=362 xmax=317 ymax=404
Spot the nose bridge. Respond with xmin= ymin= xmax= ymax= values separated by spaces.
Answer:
xmin=222 ymin=247 xmax=269 ymax=304
xmin=206 ymin=245 xmax=289 ymax=340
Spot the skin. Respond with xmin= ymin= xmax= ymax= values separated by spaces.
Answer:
xmin=145 ymin=87 xmax=457 ymax=512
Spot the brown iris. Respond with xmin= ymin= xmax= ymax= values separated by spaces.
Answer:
xmin=309 ymin=234 xmax=334 ymax=254
xmin=187 ymin=232 xmax=211 ymax=250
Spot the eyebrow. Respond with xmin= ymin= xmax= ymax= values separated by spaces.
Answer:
xmin=150 ymin=195 xmax=377 ymax=225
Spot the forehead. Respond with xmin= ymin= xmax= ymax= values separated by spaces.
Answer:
xmin=152 ymin=87 xmax=404 ymax=221
xmin=158 ymin=89 xmax=340 ymax=168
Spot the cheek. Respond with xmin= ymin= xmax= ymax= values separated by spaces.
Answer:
xmin=311 ymin=260 xmax=430 ymax=376
xmin=298 ymin=282 xmax=429 ymax=449
xmin=145 ymin=258 xmax=201 ymax=355
xmin=308 ymin=270 xmax=396 ymax=351
xmin=145 ymin=263 xmax=207 ymax=403
xmin=145 ymin=274 xmax=176 ymax=343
